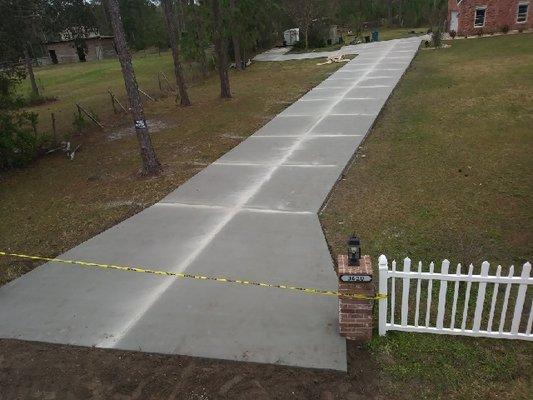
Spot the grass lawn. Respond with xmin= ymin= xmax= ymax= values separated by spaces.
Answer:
xmin=321 ymin=34 xmax=533 ymax=399
xmin=0 ymin=56 xmax=343 ymax=285
xmin=18 ymin=52 xmax=207 ymax=135
xmin=374 ymin=27 xmax=428 ymax=41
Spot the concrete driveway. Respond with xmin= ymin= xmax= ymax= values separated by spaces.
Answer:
xmin=0 ymin=37 xmax=422 ymax=371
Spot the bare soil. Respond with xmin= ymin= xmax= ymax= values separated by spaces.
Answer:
xmin=0 ymin=339 xmax=379 ymax=400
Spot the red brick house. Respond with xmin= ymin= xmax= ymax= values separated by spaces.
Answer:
xmin=448 ymin=0 xmax=532 ymax=36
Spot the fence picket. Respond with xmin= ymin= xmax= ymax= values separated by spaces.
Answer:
xmin=414 ymin=261 xmax=422 ymax=327
xmin=378 ymin=255 xmax=388 ymax=336
xmin=436 ymin=260 xmax=450 ymax=329
xmin=461 ymin=264 xmax=474 ymax=331
xmin=526 ymin=299 xmax=533 ymax=336
xmin=499 ymin=266 xmax=514 ymax=334
xmin=425 ymin=262 xmax=434 ymax=327
xmin=511 ymin=262 xmax=531 ymax=334
xmin=391 ymin=260 xmax=396 ymax=326
xmin=473 ymin=261 xmax=490 ymax=332
xmin=487 ymin=265 xmax=501 ymax=333
xmin=401 ymin=258 xmax=411 ymax=326
xmin=450 ymin=264 xmax=461 ymax=330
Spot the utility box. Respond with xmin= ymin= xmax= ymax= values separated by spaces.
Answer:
xmin=283 ymin=28 xmax=300 ymax=46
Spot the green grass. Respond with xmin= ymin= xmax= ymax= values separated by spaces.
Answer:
xmin=321 ymin=34 xmax=533 ymax=399
xmin=18 ymin=52 xmax=207 ymax=136
xmin=375 ymin=27 xmax=428 ymax=41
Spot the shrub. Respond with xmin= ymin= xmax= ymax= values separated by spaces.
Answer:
xmin=502 ymin=25 xmax=510 ymax=34
xmin=0 ymin=111 xmax=47 ymax=170
xmin=0 ymin=67 xmax=25 ymax=110
xmin=449 ymin=30 xmax=457 ymax=39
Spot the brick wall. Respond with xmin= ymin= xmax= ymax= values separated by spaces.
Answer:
xmin=451 ymin=0 xmax=532 ymax=36
xmin=337 ymin=255 xmax=374 ymax=342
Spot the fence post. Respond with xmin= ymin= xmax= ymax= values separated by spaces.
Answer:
xmin=337 ymin=254 xmax=374 ymax=342
xmin=110 ymin=90 xmax=117 ymax=113
xmin=378 ymin=254 xmax=388 ymax=336
xmin=51 ymin=112 xmax=57 ymax=140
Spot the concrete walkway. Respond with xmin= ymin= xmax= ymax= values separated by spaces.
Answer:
xmin=0 ymin=37 xmax=422 ymax=371
xmin=253 ymin=36 xmax=427 ymax=62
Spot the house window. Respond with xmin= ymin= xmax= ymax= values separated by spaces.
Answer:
xmin=474 ymin=7 xmax=486 ymax=27
xmin=517 ymin=2 xmax=529 ymax=23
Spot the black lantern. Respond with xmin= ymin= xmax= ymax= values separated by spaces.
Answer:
xmin=347 ymin=235 xmax=360 ymax=266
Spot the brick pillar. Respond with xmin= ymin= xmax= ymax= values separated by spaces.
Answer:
xmin=337 ymin=255 xmax=374 ymax=342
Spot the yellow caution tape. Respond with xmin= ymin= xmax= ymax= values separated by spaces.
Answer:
xmin=0 ymin=251 xmax=387 ymax=301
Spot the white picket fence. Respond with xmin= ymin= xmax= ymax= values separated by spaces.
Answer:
xmin=378 ymin=255 xmax=533 ymax=341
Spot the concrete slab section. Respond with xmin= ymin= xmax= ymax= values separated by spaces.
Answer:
xmin=311 ymin=114 xmax=376 ymax=135
xmin=316 ymin=79 xmax=354 ymax=89
xmin=367 ymin=69 xmax=404 ymax=78
xmin=254 ymin=115 xmax=321 ymax=136
xmin=331 ymin=98 xmax=387 ymax=115
xmin=360 ymin=76 xmax=400 ymax=86
xmin=345 ymin=85 xmax=394 ymax=99
xmin=161 ymin=164 xmax=271 ymax=207
xmin=280 ymin=98 xmax=336 ymax=116
xmin=285 ymin=136 xmax=364 ymax=166
xmin=217 ymin=136 xmax=299 ymax=164
xmin=245 ymin=166 xmax=341 ymax=212
xmin=302 ymin=88 xmax=346 ymax=100
xmin=114 ymin=281 xmax=345 ymax=370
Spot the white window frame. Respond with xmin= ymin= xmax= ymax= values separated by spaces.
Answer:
xmin=517 ymin=2 xmax=529 ymax=23
xmin=474 ymin=6 xmax=487 ymax=28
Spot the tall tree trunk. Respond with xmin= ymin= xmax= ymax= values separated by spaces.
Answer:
xmin=229 ymin=0 xmax=243 ymax=70
xmin=387 ymin=0 xmax=393 ymax=26
xmin=106 ymin=0 xmax=161 ymax=175
xmin=211 ymin=0 xmax=231 ymax=98
xmin=303 ymin=25 xmax=309 ymax=49
xmin=191 ymin=2 xmax=209 ymax=78
xmin=161 ymin=0 xmax=191 ymax=106
xmin=177 ymin=0 xmax=186 ymax=34
xmin=23 ymin=46 xmax=39 ymax=97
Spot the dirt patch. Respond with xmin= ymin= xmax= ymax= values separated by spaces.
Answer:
xmin=0 ymin=339 xmax=380 ymax=400
xmin=106 ymin=119 xmax=170 ymax=141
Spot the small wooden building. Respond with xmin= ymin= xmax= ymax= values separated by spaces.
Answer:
xmin=44 ymin=35 xmax=116 ymax=64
